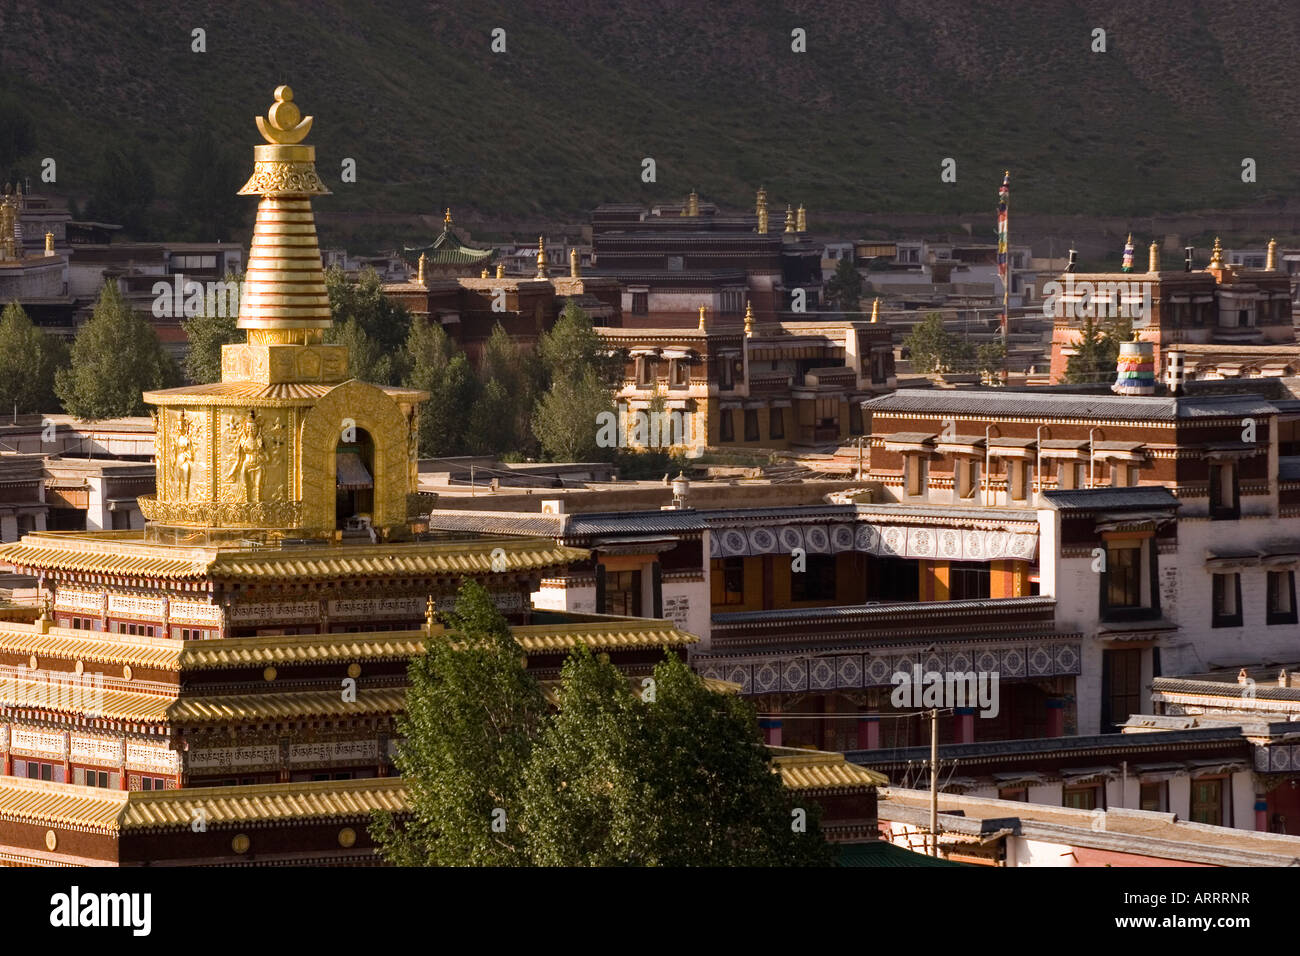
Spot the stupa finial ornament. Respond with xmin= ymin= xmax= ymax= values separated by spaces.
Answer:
xmin=255 ymin=85 xmax=313 ymax=145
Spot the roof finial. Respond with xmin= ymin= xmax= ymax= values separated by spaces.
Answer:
xmin=444 ymin=207 xmax=452 ymax=227
xmin=1208 ymin=236 xmax=1224 ymax=269
xmin=784 ymin=204 xmax=795 ymax=234
xmin=687 ymin=189 xmax=699 ymax=217
xmin=535 ymin=236 xmax=548 ymax=278
xmin=44 ymin=231 xmax=54 ymax=256
xmin=417 ymin=251 xmax=426 ymax=286
xmin=796 ymin=204 xmax=807 ymax=233
xmin=570 ymin=248 xmax=580 ymax=277
xmin=1148 ymin=241 xmax=1159 ymax=273
xmin=698 ymin=304 xmax=708 ymax=330
xmin=255 ymin=85 xmax=313 ymax=145
xmin=744 ymin=300 xmax=754 ymax=336
xmin=755 ymin=186 xmax=768 ymax=235
xmin=1268 ymin=237 xmax=1278 ymax=271
xmin=496 ymin=261 xmax=505 ymax=278
xmin=870 ymin=297 xmax=879 ymax=323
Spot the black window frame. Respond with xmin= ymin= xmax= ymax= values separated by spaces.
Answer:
xmin=1268 ymin=570 xmax=1298 ymax=625
xmin=1211 ymin=572 xmax=1244 ymax=628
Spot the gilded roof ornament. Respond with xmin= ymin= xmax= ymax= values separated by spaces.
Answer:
xmin=255 ymin=86 xmax=313 ymax=145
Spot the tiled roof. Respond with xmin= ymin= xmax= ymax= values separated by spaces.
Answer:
xmin=712 ymin=595 xmax=1055 ymax=628
xmin=424 ymin=510 xmax=569 ymax=537
xmin=1042 ymin=486 xmax=1180 ymax=511
xmin=0 ymin=534 xmax=588 ymax=582
xmin=861 ymin=389 xmax=1276 ymax=421
xmin=121 ymin=777 xmax=410 ymax=831
xmin=0 ymin=777 xmax=127 ymax=832
xmin=0 ymin=676 xmax=174 ymax=722
xmin=169 ymin=687 xmax=408 ymax=723
xmin=0 ymin=626 xmax=183 ymax=670
xmin=180 ymin=633 xmax=426 ymax=670
xmin=510 ymin=619 xmax=696 ymax=653
xmin=773 ymin=751 xmax=887 ymax=790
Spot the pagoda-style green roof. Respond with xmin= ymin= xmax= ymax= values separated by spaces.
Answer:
xmin=404 ymin=224 xmax=494 ymax=265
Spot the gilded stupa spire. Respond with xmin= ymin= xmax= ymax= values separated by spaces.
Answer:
xmin=536 ymin=236 xmax=549 ymax=278
xmin=237 ymin=85 xmax=331 ymax=342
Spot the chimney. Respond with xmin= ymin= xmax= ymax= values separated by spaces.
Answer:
xmin=671 ymin=472 xmax=690 ymax=509
xmin=1165 ymin=349 xmax=1185 ymax=396
xmin=1184 ymin=245 xmax=1195 ymax=272
xmin=1066 ymin=249 xmax=1077 ymax=273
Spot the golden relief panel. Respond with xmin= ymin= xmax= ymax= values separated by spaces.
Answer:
xmin=218 ymin=408 xmax=289 ymax=504
xmin=166 ymin=408 xmax=208 ymax=503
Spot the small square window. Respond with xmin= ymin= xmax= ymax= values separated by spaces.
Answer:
xmin=1212 ymin=572 xmax=1243 ymax=627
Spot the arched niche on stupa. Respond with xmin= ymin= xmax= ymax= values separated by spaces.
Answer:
xmin=299 ymin=380 xmax=411 ymax=533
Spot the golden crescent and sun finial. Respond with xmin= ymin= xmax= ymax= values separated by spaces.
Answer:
xmin=255 ymin=85 xmax=313 ymax=144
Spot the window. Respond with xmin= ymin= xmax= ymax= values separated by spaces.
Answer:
xmin=636 ymin=356 xmax=655 ymax=386
xmin=1057 ymin=460 xmax=1085 ymax=490
xmin=1190 ymin=777 xmax=1225 ymax=826
xmin=1140 ymin=781 xmax=1168 ymax=812
xmin=111 ymin=510 xmax=130 ymax=530
xmin=1063 ymin=786 xmax=1099 ymax=811
xmin=1103 ymin=648 xmax=1142 ymax=732
xmin=1269 ymin=570 xmax=1298 ymax=625
xmin=715 ymin=557 xmax=745 ymax=606
xmin=719 ymin=409 xmax=735 ymax=442
xmin=1212 ymin=572 xmax=1242 ymax=627
xmin=670 ymin=359 xmax=689 ymax=388
xmin=631 ymin=292 xmax=648 ymax=315
xmin=1008 ymin=460 xmax=1030 ymax=501
xmin=791 ymin=554 xmax=837 ymax=601
xmin=948 ymin=562 xmax=990 ymax=601
xmin=603 ymin=570 xmax=642 ymax=617
xmin=1109 ymin=462 xmax=1137 ymax=487
xmin=769 ymin=408 xmax=785 ymax=440
xmin=14 ymin=759 xmax=59 ymax=782
xmin=904 ymin=455 xmax=928 ymax=498
xmin=998 ymin=787 xmax=1029 ymax=802
xmin=743 ymin=409 xmax=759 ymax=442
xmin=718 ymin=358 xmax=734 ymax=391
xmin=77 ymin=769 xmax=112 ymax=788
xmin=1279 ymin=419 xmax=1300 ymax=456
xmin=1106 ymin=542 xmax=1142 ymax=609
xmin=721 ymin=289 xmax=743 ymax=314
xmin=666 ymin=256 xmax=684 ymax=272
xmin=139 ymin=776 xmax=165 ymax=791
xmin=1208 ymin=462 xmax=1238 ymax=519
xmin=956 ymin=459 xmax=981 ymax=500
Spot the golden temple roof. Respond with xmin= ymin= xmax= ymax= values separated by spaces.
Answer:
xmin=773 ymin=751 xmax=888 ymax=791
xmin=179 ymin=632 xmax=425 ymax=669
xmin=508 ymin=619 xmax=696 ymax=653
xmin=0 ymin=532 xmax=588 ymax=582
xmin=169 ymin=686 xmax=408 ymax=723
xmin=0 ymin=777 xmax=128 ymax=832
xmin=120 ymin=776 xmax=409 ymax=831
xmin=0 ymin=625 xmax=183 ymax=670
xmin=0 ymin=675 xmax=174 ymax=722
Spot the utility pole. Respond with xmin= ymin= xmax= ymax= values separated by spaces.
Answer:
xmin=930 ymin=707 xmax=940 ymax=857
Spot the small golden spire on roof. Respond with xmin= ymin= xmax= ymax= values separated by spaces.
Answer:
xmin=535 ymin=236 xmax=548 ymax=278
xmin=444 ymin=207 xmax=453 ymax=227
xmin=496 ymin=261 xmax=505 ymax=278
xmin=1268 ymin=237 xmax=1278 ymax=271
xmin=756 ymin=186 xmax=768 ymax=235
xmin=417 ymin=252 xmax=426 ymax=286
xmin=784 ymin=204 xmax=795 ymax=234
xmin=1208 ymin=236 xmax=1224 ymax=269
xmin=481 ymin=267 xmax=489 ymax=278
xmin=1148 ymin=241 xmax=1159 ymax=273
xmin=44 ymin=231 xmax=54 ymax=256
xmin=796 ymin=204 xmax=807 ymax=233
xmin=687 ymin=189 xmax=700 ymax=217
xmin=744 ymin=300 xmax=754 ymax=336
xmin=570 ymin=248 xmax=580 ymax=277
xmin=425 ymin=595 xmax=436 ymax=633
xmin=698 ymin=304 xmax=708 ymax=330
xmin=870 ymin=298 xmax=879 ymax=323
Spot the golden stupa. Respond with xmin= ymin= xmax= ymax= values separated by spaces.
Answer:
xmin=139 ymin=86 xmax=428 ymax=542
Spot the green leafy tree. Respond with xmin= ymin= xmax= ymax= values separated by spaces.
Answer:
xmin=532 ymin=367 xmax=616 ymax=462
xmin=538 ymin=298 xmax=620 ymax=385
xmin=903 ymin=312 xmax=974 ymax=374
xmin=521 ymin=650 xmax=835 ymax=866
xmin=371 ymin=580 xmax=547 ymax=866
xmin=825 ymin=257 xmax=863 ymax=313
xmin=0 ymin=301 xmax=68 ymax=413
xmin=1065 ymin=313 xmax=1130 ymax=384
xmin=324 ymin=266 xmax=411 ymax=384
xmin=55 ymin=283 xmax=179 ymax=419
xmin=181 ymin=274 xmax=242 ymax=384
xmin=404 ymin=319 xmax=477 ymax=456
xmin=975 ymin=342 xmax=1006 ymax=383
xmin=478 ymin=323 xmax=539 ymax=455
xmin=85 ymin=146 xmax=155 ymax=237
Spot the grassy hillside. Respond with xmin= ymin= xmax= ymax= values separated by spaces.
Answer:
xmin=3 ymin=0 xmax=1299 ymax=245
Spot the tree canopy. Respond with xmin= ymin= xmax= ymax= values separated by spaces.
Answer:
xmin=824 ymin=256 xmax=863 ymax=313
xmin=324 ymin=266 xmax=413 ymax=385
xmin=55 ymin=283 xmax=179 ymax=419
xmin=374 ymin=586 xmax=835 ymax=867
xmin=1065 ymin=313 xmax=1130 ymax=385
xmin=0 ymin=301 xmax=68 ymax=414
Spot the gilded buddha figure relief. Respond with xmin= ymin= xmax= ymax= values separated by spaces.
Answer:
xmin=227 ymin=409 xmax=269 ymax=501
xmin=173 ymin=411 xmax=195 ymax=500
